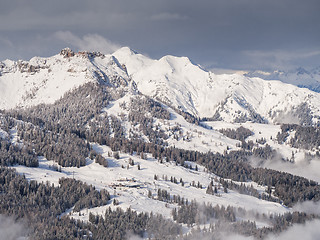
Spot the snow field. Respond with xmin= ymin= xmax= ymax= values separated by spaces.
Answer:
xmin=14 ymin=142 xmax=288 ymax=226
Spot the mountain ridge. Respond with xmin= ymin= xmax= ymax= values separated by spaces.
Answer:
xmin=1 ymin=47 xmax=320 ymax=126
xmin=113 ymin=47 xmax=320 ymax=125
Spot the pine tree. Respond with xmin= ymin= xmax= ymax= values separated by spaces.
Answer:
xmin=206 ymin=182 xmax=214 ymax=195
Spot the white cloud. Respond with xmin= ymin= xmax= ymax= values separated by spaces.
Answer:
xmin=249 ymin=155 xmax=320 ymax=183
xmin=0 ymin=215 xmax=27 ymax=239
xmin=151 ymin=12 xmax=188 ymax=21
xmin=266 ymin=219 xmax=320 ymax=240
xmin=222 ymin=233 xmax=255 ymax=240
xmin=54 ymin=31 xmax=121 ymax=54
xmin=292 ymin=201 xmax=320 ymax=215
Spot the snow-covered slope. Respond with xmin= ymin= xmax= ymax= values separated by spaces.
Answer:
xmin=0 ymin=48 xmax=129 ymax=109
xmin=13 ymin=144 xmax=288 ymax=225
xmin=113 ymin=47 xmax=320 ymax=125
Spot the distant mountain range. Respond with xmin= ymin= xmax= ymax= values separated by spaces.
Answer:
xmin=245 ymin=66 xmax=320 ymax=93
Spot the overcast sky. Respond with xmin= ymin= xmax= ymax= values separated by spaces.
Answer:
xmin=1 ymin=0 xmax=319 ymax=71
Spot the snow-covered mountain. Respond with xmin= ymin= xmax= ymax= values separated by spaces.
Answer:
xmin=1 ymin=47 xmax=320 ymax=126
xmin=245 ymin=67 xmax=320 ymax=93
xmin=0 ymin=48 xmax=130 ymax=109
xmin=114 ymin=47 xmax=320 ymax=125
xmin=1 ymin=48 xmax=320 ymax=239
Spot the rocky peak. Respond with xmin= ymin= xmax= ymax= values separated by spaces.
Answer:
xmin=77 ymin=51 xmax=105 ymax=59
xmin=60 ymin=48 xmax=75 ymax=58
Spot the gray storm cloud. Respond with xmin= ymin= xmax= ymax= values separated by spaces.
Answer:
xmin=0 ymin=0 xmax=319 ymax=72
